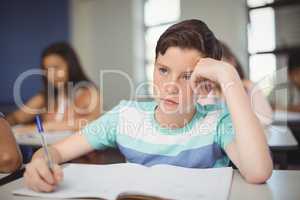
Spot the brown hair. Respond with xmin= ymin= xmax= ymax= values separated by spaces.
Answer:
xmin=41 ymin=42 xmax=97 ymax=107
xmin=220 ymin=42 xmax=245 ymax=80
xmin=155 ymin=19 xmax=222 ymax=60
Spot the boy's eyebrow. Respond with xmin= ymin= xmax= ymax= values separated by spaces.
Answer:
xmin=156 ymin=62 xmax=194 ymax=74
xmin=156 ymin=62 xmax=170 ymax=69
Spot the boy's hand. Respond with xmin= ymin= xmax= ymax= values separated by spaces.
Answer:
xmin=24 ymin=158 xmax=63 ymax=192
xmin=190 ymin=58 xmax=238 ymax=95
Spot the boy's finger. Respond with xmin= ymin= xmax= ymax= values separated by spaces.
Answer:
xmin=30 ymin=167 xmax=55 ymax=192
xmin=35 ymin=177 xmax=55 ymax=192
xmin=35 ymin=164 xmax=55 ymax=185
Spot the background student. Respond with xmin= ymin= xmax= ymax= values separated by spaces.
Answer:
xmin=0 ymin=112 xmax=22 ymax=173
xmin=6 ymin=42 xmax=101 ymax=133
xmin=269 ymin=51 xmax=300 ymax=112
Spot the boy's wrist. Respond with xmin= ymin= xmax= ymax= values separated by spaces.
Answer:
xmin=33 ymin=146 xmax=62 ymax=164
xmin=217 ymin=64 xmax=237 ymax=83
xmin=217 ymin=65 xmax=240 ymax=90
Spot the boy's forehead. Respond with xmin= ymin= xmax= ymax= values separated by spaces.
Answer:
xmin=156 ymin=47 xmax=202 ymax=70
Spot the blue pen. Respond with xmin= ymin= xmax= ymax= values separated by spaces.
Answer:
xmin=35 ymin=115 xmax=54 ymax=171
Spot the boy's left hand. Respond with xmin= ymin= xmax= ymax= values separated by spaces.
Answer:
xmin=190 ymin=58 xmax=237 ymax=95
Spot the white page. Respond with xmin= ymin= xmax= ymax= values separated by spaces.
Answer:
xmin=13 ymin=163 xmax=233 ymax=200
xmin=118 ymin=164 xmax=233 ymax=200
xmin=13 ymin=163 xmax=150 ymax=199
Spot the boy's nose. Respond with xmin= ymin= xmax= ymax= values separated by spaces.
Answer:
xmin=165 ymin=83 xmax=179 ymax=95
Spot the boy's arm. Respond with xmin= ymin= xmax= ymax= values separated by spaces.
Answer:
xmin=0 ymin=117 xmax=23 ymax=173
xmin=32 ymin=132 xmax=94 ymax=164
xmin=220 ymin=68 xmax=273 ymax=184
xmin=191 ymin=58 xmax=273 ymax=184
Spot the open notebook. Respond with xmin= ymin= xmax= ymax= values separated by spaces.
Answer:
xmin=13 ymin=163 xmax=233 ymax=200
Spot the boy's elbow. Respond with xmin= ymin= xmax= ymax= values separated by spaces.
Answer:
xmin=0 ymin=152 xmax=22 ymax=173
xmin=244 ymin=165 xmax=273 ymax=184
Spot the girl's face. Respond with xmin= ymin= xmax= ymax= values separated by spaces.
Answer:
xmin=43 ymin=54 xmax=69 ymax=87
xmin=153 ymin=47 xmax=201 ymax=114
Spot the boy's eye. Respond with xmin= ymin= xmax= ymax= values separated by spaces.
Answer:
xmin=159 ymin=67 xmax=168 ymax=75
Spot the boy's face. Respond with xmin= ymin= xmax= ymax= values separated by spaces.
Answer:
xmin=153 ymin=47 xmax=201 ymax=114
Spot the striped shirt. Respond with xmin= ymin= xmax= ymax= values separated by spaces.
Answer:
xmin=83 ymin=100 xmax=235 ymax=168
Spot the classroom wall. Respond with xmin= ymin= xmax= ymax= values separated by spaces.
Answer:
xmin=71 ymin=0 xmax=144 ymax=111
xmin=180 ymin=0 xmax=249 ymax=76
xmin=0 ymin=0 xmax=70 ymax=113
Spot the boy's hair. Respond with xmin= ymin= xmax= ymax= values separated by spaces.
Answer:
xmin=288 ymin=51 xmax=300 ymax=71
xmin=155 ymin=19 xmax=222 ymax=60
xmin=220 ymin=41 xmax=245 ymax=80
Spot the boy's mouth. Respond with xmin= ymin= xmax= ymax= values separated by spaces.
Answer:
xmin=161 ymin=98 xmax=179 ymax=106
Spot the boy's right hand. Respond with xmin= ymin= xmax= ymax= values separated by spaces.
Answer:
xmin=24 ymin=158 xmax=63 ymax=192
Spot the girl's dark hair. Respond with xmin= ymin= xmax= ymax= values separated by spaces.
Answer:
xmin=41 ymin=42 xmax=90 ymax=84
xmin=41 ymin=42 xmax=95 ymax=106
xmin=220 ymin=42 xmax=245 ymax=80
xmin=155 ymin=19 xmax=222 ymax=60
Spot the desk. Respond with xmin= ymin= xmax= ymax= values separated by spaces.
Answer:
xmin=266 ymin=125 xmax=298 ymax=150
xmin=0 ymin=173 xmax=9 ymax=179
xmin=266 ymin=126 xmax=298 ymax=169
xmin=14 ymin=131 xmax=73 ymax=146
xmin=0 ymin=168 xmax=25 ymax=187
xmin=0 ymin=170 xmax=299 ymax=200
xmin=230 ymin=170 xmax=300 ymax=200
xmin=273 ymin=111 xmax=300 ymax=124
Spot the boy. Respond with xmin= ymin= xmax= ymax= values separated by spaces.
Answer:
xmin=24 ymin=19 xmax=273 ymax=192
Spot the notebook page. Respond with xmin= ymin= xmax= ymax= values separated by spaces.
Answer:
xmin=13 ymin=163 xmax=149 ymax=199
xmin=117 ymin=165 xmax=233 ymax=200
xmin=13 ymin=163 xmax=233 ymax=200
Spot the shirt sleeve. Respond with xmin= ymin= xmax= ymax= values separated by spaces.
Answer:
xmin=0 ymin=112 xmax=4 ymax=118
xmin=215 ymin=110 xmax=235 ymax=150
xmin=82 ymin=102 xmax=123 ymax=150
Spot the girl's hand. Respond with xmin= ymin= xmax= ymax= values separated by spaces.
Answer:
xmin=24 ymin=158 xmax=63 ymax=192
xmin=190 ymin=58 xmax=238 ymax=95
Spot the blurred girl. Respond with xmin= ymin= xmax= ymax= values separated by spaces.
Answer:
xmin=6 ymin=42 xmax=101 ymax=133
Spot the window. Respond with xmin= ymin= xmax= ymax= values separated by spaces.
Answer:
xmin=247 ymin=0 xmax=274 ymax=8
xmin=247 ymin=0 xmax=276 ymax=94
xmin=247 ymin=0 xmax=300 ymax=95
xmin=143 ymin=0 xmax=180 ymax=94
